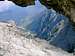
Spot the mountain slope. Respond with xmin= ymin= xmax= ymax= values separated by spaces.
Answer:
xmin=0 ymin=1 xmax=47 ymax=26
xmin=22 ymin=8 xmax=75 ymax=52
xmin=0 ymin=21 xmax=73 ymax=56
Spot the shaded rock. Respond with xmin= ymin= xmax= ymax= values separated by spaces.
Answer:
xmin=8 ymin=0 xmax=35 ymax=7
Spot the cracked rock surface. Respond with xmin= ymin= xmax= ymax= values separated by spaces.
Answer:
xmin=0 ymin=21 xmax=73 ymax=56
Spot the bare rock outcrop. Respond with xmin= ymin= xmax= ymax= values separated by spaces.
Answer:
xmin=0 ymin=21 xmax=73 ymax=56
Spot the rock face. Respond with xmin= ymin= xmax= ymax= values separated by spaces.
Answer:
xmin=8 ymin=0 xmax=75 ymax=24
xmin=8 ymin=0 xmax=70 ymax=17
xmin=39 ymin=0 xmax=71 ymax=16
xmin=8 ymin=0 xmax=35 ymax=7
xmin=16 ymin=4 xmax=75 ymax=52
xmin=0 ymin=21 xmax=73 ymax=56
xmin=71 ymin=8 xmax=75 ymax=23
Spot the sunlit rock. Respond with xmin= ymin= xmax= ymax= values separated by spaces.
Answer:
xmin=0 ymin=21 xmax=73 ymax=56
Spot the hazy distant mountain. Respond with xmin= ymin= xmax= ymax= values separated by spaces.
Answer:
xmin=0 ymin=1 xmax=47 ymax=26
